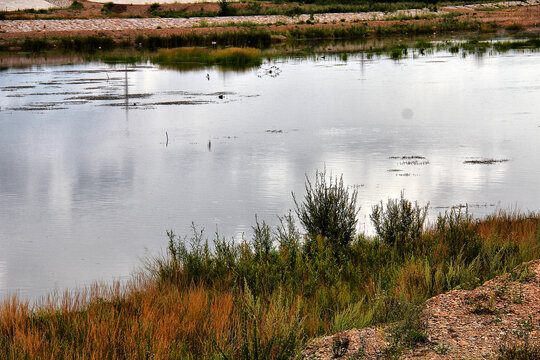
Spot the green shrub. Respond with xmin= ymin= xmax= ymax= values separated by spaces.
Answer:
xmin=370 ymin=192 xmax=428 ymax=253
xmin=246 ymin=1 xmax=262 ymax=13
xmin=293 ymin=169 xmax=359 ymax=255
xmin=101 ymin=2 xmax=114 ymax=12
xmin=69 ymin=1 xmax=83 ymax=10
xmin=148 ymin=3 xmax=160 ymax=13
xmin=219 ymin=0 xmax=236 ymax=16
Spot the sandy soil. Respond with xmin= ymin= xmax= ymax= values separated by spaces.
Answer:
xmin=1 ymin=0 xmax=57 ymax=11
xmin=303 ymin=260 xmax=540 ymax=359
xmin=0 ymin=0 xmax=213 ymax=11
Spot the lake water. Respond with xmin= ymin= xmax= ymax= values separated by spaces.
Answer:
xmin=1 ymin=48 xmax=539 ymax=301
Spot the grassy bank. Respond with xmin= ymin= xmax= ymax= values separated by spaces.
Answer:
xmin=0 ymin=17 xmax=517 ymax=54
xmin=70 ymin=37 xmax=540 ymax=69
xmin=0 ymin=171 xmax=538 ymax=359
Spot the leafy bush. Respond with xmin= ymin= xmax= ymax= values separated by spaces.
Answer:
xmin=148 ymin=3 xmax=160 ymax=13
xmin=370 ymin=192 xmax=428 ymax=253
xmin=293 ymin=169 xmax=359 ymax=255
xmin=219 ymin=0 xmax=236 ymax=16
xmin=101 ymin=2 xmax=114 ymax=12
xmin=69 ymin=1 xmax=83 ymax=10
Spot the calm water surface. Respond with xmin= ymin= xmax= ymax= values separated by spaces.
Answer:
xmin=1 ymin=50 xmax=539 ymax=301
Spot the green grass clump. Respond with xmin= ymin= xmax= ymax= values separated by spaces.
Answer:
xmin=493 ymin=38 xmax=540 ymax=52
xmin=505 ymin=23 xmax=524 ymax=32
xmin=152 ymin=47 xmax=262 ymax=68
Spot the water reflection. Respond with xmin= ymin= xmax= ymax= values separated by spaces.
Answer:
xmin=0 ymin=50 xmax=539 ymax=301
xmin=0 ymin=262 xmax=6 ymax=295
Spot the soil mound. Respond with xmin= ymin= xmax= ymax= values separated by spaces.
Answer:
xmin=303 ymin=260 xmax=540 ymax=359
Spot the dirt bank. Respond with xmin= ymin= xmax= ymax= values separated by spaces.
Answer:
xmin=303 ymin=260 xmax=540 ymax=359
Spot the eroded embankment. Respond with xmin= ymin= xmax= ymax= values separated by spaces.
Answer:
xmin=303 ymin=260 xmax=540 ymax=359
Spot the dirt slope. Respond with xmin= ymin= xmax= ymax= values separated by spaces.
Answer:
xmin=303 ymin=260 xmax=540 ymax=359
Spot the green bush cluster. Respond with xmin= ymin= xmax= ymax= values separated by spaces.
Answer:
xmin=101 ymin=2 xmax=114 ymax=13
xmin=156 ymin=170 xmax=539 ymax=358
xmin=293 ymin=169 xmax=359 ymax=255
xmin=371 ymin=191 xmax=428 ymax=253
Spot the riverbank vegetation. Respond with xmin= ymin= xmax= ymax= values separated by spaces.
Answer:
xmin=0 ymin=170 xmax=538 ymax=358
xmin=3 ymin=20 xmax=539 ymax=58
xmin=5 ymin=36 xmax=539 ymax=71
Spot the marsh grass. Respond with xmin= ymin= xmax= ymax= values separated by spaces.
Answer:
xmin=152 ymin=47 xmax=263 ymax=68
xmin=5 ymin=25 xmax=540 ymax=58
xmin=135 ymin=30 xmax=272 ymax=50
xmin=0 ymin=180 xmax=538 ymax=359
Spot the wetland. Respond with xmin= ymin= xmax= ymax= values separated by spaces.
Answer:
xmin=1 ymin=40 xmax=539 ymax=300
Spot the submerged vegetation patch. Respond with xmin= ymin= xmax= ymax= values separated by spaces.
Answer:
xmin=464 ymin=158 xmax=509 ymax=165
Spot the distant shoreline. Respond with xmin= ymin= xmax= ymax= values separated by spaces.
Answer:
xmin=1 ymin=0 xmax=539 ymax=48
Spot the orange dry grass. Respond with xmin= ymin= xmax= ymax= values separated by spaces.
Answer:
xmin=477 ymin=210 xmax=539 ymax=244
xmin=0 ymin=277 xmax=235 ymax=359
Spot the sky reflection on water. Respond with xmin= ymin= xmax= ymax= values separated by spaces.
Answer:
xmin=0 ymin=50 xmax=539 ymax=301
